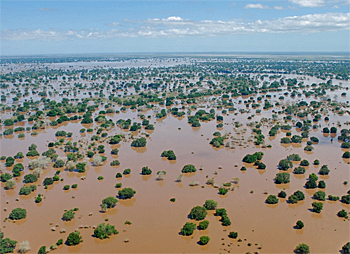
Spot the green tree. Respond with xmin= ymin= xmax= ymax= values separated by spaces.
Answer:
xmin=199 ymin=236 xmax=210 ymax=245
xmin=313 ymin=191 xmax=326 ymax=201
xmin=62 ymin=209 xmax=75 ymax=221
xmin=295 ymin=220 xmax=304 ymax=229
xmin=131 ymin=137 xmax=147 ymax=147
xmin=38 ymin=246 xmax=47 ymax=254
xmin=102 ymin=196 xmax=118 ymax=208
xmin=9 ymin=208 xmax=26 ymax=220
xmin=66 ymin=232 xmax=82 ymax=246
xmin=161 ymin=150 xmax=176 ymax=160
xmin=203 ymin=200 xmax=217 ymax=210
xmin=337 ymin=209 xmax=348 ymax=219
xmin=229 ymin=231 xmax=238 ymax=239
xmin=0 ymin=229 xmax=17 ymax=253
xmin=94 ymin=223 xmax=119 ymax=239
xmin=118 ymin=188 xmax=136 ymax=199
xmin=319 ymin=165 xmax=330 ymax=175
xmin=278 ymin=159 xmax=292 ymax=170
xmin=182 ymin=164 xmax=196 ymax=173
xmin=295 ymin=243 xmax=310 ymax=253
xmin=141 ymin=166 xmax=152 ymax=175
xmin=23 ymin=174 xmax=38 ymax=183
xmin=19 ymin=186 xmax=31 ymax=195
xmin=198 ymin=220 xmax=209 ymax=230
xmin=266 ymin=195 xmax=279 ymax=204
xmin=180 ymin=222 xmax=196 ymax=236
xmin=190 ymin=206 xmax=207 ymax=220
xmin=312 ymin=202 xmax=323 ymax=213
xmin=342 ymin=242 xmax=350 ymax=253
xmin=274 ymin=172 xmax=290 ymax=184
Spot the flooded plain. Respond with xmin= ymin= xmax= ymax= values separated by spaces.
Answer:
xmin=0 ymin=57 xmax=349 ymax=253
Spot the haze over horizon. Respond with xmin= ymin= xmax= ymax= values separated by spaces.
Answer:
xmin=1 ymin=0 xmax=349 ymax=56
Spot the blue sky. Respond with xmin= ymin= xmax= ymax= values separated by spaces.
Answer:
xmin=1 ymin=0 xmax=349 ymax=56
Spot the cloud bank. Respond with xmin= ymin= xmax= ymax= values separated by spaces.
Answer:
xmin=2 ymin=12 xmax=349 ymax=41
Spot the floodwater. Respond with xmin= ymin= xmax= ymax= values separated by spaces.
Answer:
xmin=0 ymin=63 xmax=349 ymax=254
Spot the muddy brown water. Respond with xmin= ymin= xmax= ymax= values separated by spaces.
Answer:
xmin=0 ymin=69 xmax=349 ymax=253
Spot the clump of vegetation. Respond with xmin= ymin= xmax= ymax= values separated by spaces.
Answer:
xmin=161 ymin=150 xmax=176 ymax=160
xmin=94 ymin=223 xmax=119 ymax=239
xmin=189 ymin=206 xmax=207 ymax=220
xmin=180 ymin=222 xmax=196 ymax=236
xmin=266 ymin=195 xmax=279 ymax=204
xmin=182 ymin=164 xmax=196 ymax=173
xmin=9 ymin=208 xmax=27 ymax=220
xmin=199 ymin=236 xmax=210 ymax=245
xmin=118 ymin=188 xmax=136 ymax=199
xmin=66 ymin=232 xmax=82 ymax=246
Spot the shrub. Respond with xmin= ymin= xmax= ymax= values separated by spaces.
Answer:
xmin=300 ymin=160 xmax=309 ymax=166
xmin=62 ymin=210 xmax=75 ymax=221
xmin=115 ymin=183 xmax=122 ymax=188
xmin=281 ymin=137 xmax=291 ymax=143
xmin=278 ymin=191 xmax=287 ymax=198
xmin=199 ymin=236 xmax=210 ymax=245
xmin=5 ymin=179 xmax=16 ymax=190
xmin=63 ymin=185 xmax=70 ymax=190
xmin=102 ymin=196 xmax=118 ymax=208
xmin=131 ymin=137 xmax=147 ymax=147
xmin=343 ymin=151 xmax=350 ymax=158
xmin=180 ymin=222 xmax=196 ymax=236
xmin=305 ymin=179 xmax=317 ymax=189
xmin=293 ymin=167 xmax=305 ymax=174
xmin=219 ymin=187 xmax=228 ymax=195
xmin=116 ymin=173 xmax=122 ymax=178
xmin=310 ymin=137 xmax=319 ymax=143
xmin=38 ymin=246 xmax=47 ymax=254
xmin=316 ymin=180 xmax=325 ymax=188
xmin=66 ymin=232 xmax=82 ymax=246
xmin=341 ymin=194 xmax=350 ymax=204
xmin=111 ymin=149 xmax=119 ymax=155
xmin=215 ymin=208 xmax=227 ymax=217
xmin=17 ymin=240 xmax=31 ymax=253
xmin=274 ymin=172 xmax=290 ymax=184
xmin=94 ymin=223 xmax=119 ymax=239
xmin=118 ymin=188 xmax=136 ymax=199
xmin=319 ymin=165 xmax=330 ymax=175
xmin=287 ymin=154 xmax=301 ymax=161
xmin=43 ymin=177 xmax=53 ymax=186
xmin=198 ymin=220 xmax=209 ymax=230
xmin=1 ymin=173 xmax=12 ymax=182
xmin=278 ymin=159 xmax=292 ymax=170
xmin=141 ymin=166 xmax=152 ymax=175
xmin=229 ymin=231 xmax=238 ymax=239
xmin=110 ymin=160 xmax=120 ymax=166
xmin=295 ymin=220 xmax=304 ymax=229
xmin=295 ymin=243 xmax=310 ymax=253
xmin=161 ymin=150 xmax=177 ymax=160
xmin=291 ymin=135 xmax=302 ymax=143
xmin=19 ymin=186 xmax=31 ymax=195
xmin=9 ymin=208 xmax=26 ymax=220
xmin=221 ymin=215 xmax=231 ymax=226
xmin=242 ymin=154 xmax=257 ymax=163
xmin=341 ymin=142 xmax=350 ymax=148
xmin=328 ymin=195 xmax=339 ymax=201
xmin=5 ymin=157 xmax=14 ymax=167
xmin=313 ymin=191 xmax=326 ymax=201
xmin=76 ymin=163 xmax=86 ymax=173
xmin=337 ymin=209 xmax=348 ymax=219
xmin=182 ymin=164 xmax=196 ymax=173
xmin=266 ymin=195 xmax=279 ymax=204
xmin=53 ymin=160 xmax=65 ymax=168
xmin=342 ymin=242 xmax=350 ymax=254
xmin=314 ymin=159 xmax=320 ymax=165
xmin=312 ymin=202 xmax=323 ymax=213
xmin=203 ymin=200 xmax=217 ymax=210
xmin=323 ymin=127 xmax=330 ymax=133
xmin=190 ymin=206 xmax=207 ymax=220
xmin=123 ymin=168 xmax=131 ymax=175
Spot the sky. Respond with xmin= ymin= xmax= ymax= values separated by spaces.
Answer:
xmin=1 ymin=0 xmax=349 ymax=56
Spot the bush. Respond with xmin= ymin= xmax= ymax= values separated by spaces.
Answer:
xmin=328 ymin=195 xmax=339 ymax=201
xmin=66 ymin=232 xmax=82 ymax=246
xmin=118 ymin=188 xmax=136 ymax=199
xmin=123 ymin=168 xmax=131 ymax=175
xmin=26 ymin=150 xmax=40 ymax=157
xmin=141 ymin=166 xmax=152 ymax=175
xmin=115 ymin=183 xmax=122 ymax=188
xmin=219 ymin=187 xmax=228 ymax=195
xmin=19 ymin=186 xmax=31 ymax=195
xmin=116 ymin=173 xmax=122 ymax=178
xmin=203 ymin=200 xmax=217 ymax=210
xmin=341 ymin=142 xmax=350 ymax=148
xmin=229 ymin=231 xmax=238 ymax=239
xmin=63 ymin=185 xmax=70 ymax=190
xmin=102 ymin=196 xmax=118 ymax=208
xmin=305 ymin=179 xmax=317 ymax=189
xmin=287 ymin=154 xmax=301 ymax=161
xmin=9 ymin=208 xmax=26 ymax=220
xmin=221 ymin=215 xmax=231 ymax=226
xmin=313 ymin=191 xmax=326 ymax=201
xmin=131 ymin=137 xmax=147 ymax=147
xmin=182 ymin=164 xmax=196 ymax=173
xmin=1 ymin=173 xmax=12 ymax=182
xmin=323 ymin=127 xmax=330 ymax=133
xmin=300 ymin=160 xmax=309 ymax=166
xmin=38 ymin=246 xmax=47 ymax=254
xmin=161 ymin=150 xmax=177 ymax=160
xmin=310 ymin=137 xmax=319 ymax=143
xmin=312 ymin=202 xmax=323 ymax=213
xmin=180 ymin=222 xmax=196 ymax=236
xmin=94 ymin=223 xmax=119 ymax=239
xmin=295 ymin=243 xmax=310 ymax=253
xmin=295 ymin=220 xmax=304 ymax=229
xmin=189 ymin=206 xmax=207 ymax=220
xmin=314 ymin=159 xmax=320 ymax=165
xmin=266 ymin=195 xmax=279 ymax=204
xmin=5 ymin=157 xmax=14 ymax=167
xmin=278 ymin=159 xmax=292 ymax=170
xmin=337 ymin=209 xmax=348 ymax=219
xmin=199 ymin=236 xmax=210 ymax=245
xmin=198 ymin=220 xmax=209 ymax=230
xmin=278 ymin=191 xmax=287 ymax=198
xmin=215 ymin=208 xmax=227 ymax=217
xmin=62 ymin=209 xmax=75 ymax=221
xmin=242 ymin=154 xmax=257 ymax=163
xmin=281 ymin=137 xmax=291 ymax=144
xmin=341 ymin=194 xmax=350 ymax=204
xmin=110 ymin=160 xmax=120 ymax=166
xmin=293 ymin=167 xmax=305 ymax=174
xmin=274 ymin=172 xmax=290 ymax=184
xmin=53 ymin=160 xmax=65 ymax=168
xmin=111 ymin=149 xmax=119 ymax=155
xmin=343 ymin=151 xmax=350 ymax=158
xmin=291 ymin=135 xmax=302 ymax=143
xmin=342 ymin=242 xmax=350 ymax=253
xmin=319 ymin=165 xmax=330 ymax=175
xmin=318 ymin=180 xmax=326 ymax=188
xmin=43 ymin=178 xmax=53 ymax=186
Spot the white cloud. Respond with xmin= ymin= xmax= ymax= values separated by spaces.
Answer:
xmin=245 ymin=3 xmax=269 ymax=9
xmin=289 ymin=0 xmax=325 ymax=7
xmin=107 ymin=22 xmax=120 ymax=26
xmin=274 ymin=6 xmax=285 ymax=10
xmin=2 ymin=13 xmax=349 ymax=41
